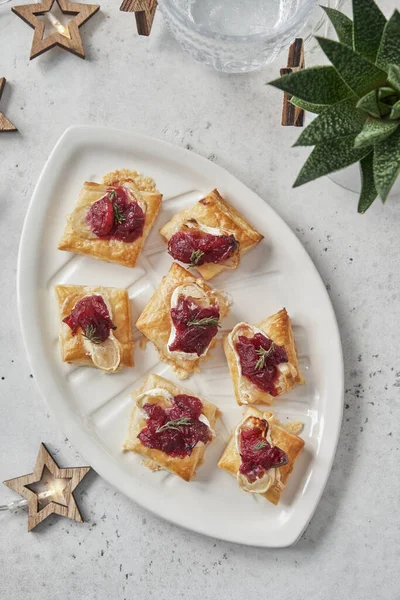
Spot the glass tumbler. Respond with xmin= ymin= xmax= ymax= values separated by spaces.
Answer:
xmin=158 ymin=0 xmax=317 ymax=73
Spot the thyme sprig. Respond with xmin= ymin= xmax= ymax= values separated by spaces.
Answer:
xmin=156 ymin=417 xmax=192 ymax=433
xmin=82 ymin=324 xmax=103 ymax=344
xmin=189 ymin=249 xmax=204 ymax=268
xmin=113 ymin=202 xmax=126 ymax=224
xmin=187 ymin=316 xmax=220 ymax=328
xmin=255 ymin=342 xmax=276 ymax=370
xmin=253 ymin=440 xmax=268 ymax=451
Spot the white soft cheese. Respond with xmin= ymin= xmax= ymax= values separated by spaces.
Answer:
xmin=227 ymin=322 xmax=268 ymax=404
xmin=68 ymin=291 xmax=121 ymax=373
xmin=167 ymin=283 xmax=216 ymax=361
xmin=135 ymin=388 xmax=174 ymax=411
xmin=122 ymin=183 xmax=147 ymax=215
xmin=235 ymin=414 xmax=277 ymax=494
xmin=228 ymin=322 xmax=296 ymax=403
xmin=185 ymin=221 xmax=226 ymax=237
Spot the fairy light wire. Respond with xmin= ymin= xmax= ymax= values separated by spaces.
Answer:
xmin=0 ymin=489 xmax=55 ymax=513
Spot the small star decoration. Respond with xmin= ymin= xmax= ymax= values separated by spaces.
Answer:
xmin=3 ymin=443 xmax=90 ymax=531
xmin=12 ymin=0 xmax=100 ymax=60
xmin=120 ymin=0 xmax=157 ymax=36
xmin=0 ymin=79 xmax=17 ymax=132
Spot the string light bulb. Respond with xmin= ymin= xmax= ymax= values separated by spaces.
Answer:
xmin=45 ymin=11 xmax=71 ymax=39
xmin=34 ymin=0 xmax=71 ymax=39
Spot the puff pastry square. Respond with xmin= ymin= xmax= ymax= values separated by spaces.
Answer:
xmin=136 ymin=262 xmax=230 ymax=379
xmin=58 ymin=170 xmax=162 ymax=268
xmin=224 ymin=308 xmax=305 ymax=405
xmin=159 ymin=189 xmax=263 ymax=280
xmin=218 ymin=407 xmax=304 ymax=505
xmin=55 ymin=284 xmax=134 ymax=371
xmin=122 ymin=374 xmax=220 ymax=482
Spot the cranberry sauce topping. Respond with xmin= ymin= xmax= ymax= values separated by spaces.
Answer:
xmin=235 ymin=332 xmax=288 ymax=395
xmin=168 ymin=228 xmax=238 ymax=267
xmin=238 ymin=419 xmax=288 ymax=483
xmin=138 ymin=394 xmax=212 ymax=457
xmin=63 ymin=295 xmax=116 ymax=344
xmin=86 ymin=187 xmax=145 ymax=243
xmin=169 ymin=296 xmax=220 ymax=356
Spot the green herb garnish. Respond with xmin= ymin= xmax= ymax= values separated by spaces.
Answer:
xmin=189 ymin=249 xmax=204 ymax=268
xmin=108 ymin=190 xmax=117 ymax=201
xmin=113 ymin=202 xmax=125 ymax=224
xmin=255 ymin=343 xmax=276 ymax=370
xmin=253 ymin=440 xmax=268 ymax=451
xmin=156 ymin=417 xmax=192 ymax=433
xmin=82 ymin=324 xmax=103 ymax=344
xmin=187 ymin=316 xmax=220 ymax=328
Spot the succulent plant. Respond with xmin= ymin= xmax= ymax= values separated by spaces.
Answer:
xmin=269 ymin=0 xmax=400 ymax=213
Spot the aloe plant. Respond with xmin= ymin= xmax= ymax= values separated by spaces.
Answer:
xmin=269 ymin=0 xmax=400 ymax=213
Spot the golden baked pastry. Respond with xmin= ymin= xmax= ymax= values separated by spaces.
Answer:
xmin=55 ymin=284 xmax=134 ymax=372
xmin=159 ymin=189 xmax=263 ymax=280
xmin=58 ymin=169 xmax=162 ymax=268
xmin=218 ymin=407 xmax=304 ymax=505
xmin=122 ymin=374 xmax=220 ymax=482
xmin=136 ymin=262 xmax=230 ymax=379
xmin=224 ymin=308 xmax=304 ymax=405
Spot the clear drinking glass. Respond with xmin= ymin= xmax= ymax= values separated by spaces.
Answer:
xmin=159 ymin=0 xmax=318 ymax=73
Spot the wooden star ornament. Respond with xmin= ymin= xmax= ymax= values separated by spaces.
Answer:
xmin=3 ymin=443 xmax=90 ymax=531
xmin=12 ymin=0 xmax=100 ymax=60
xmin=0 ymin=79 xmax=17 ymax=132
xmin=120 ymin=0 xmax=157 ymax=36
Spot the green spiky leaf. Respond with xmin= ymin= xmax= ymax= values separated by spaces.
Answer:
xmin=269 ymin=66 xmax=353 ymax=104
xmin=293 ymin=135 xmax=370 ymax=187
xmin=268 ymin=0 xmax=400 ymax=212
xmin=290 ymin=97 xmax=327 ymax=114
xmin=352 ymin=0 xmax=386 ymax=62
xmin=378 ymin=87 xmax=398 ymax=102
xmin=322 ymin=6 xmax=353 ymax=47
xmin=356 ymin=90 xmax=382 ymax=118
xmin=376 ymin=10 xmax=400 ymax=71
xmin=358 ymin=152 xmax=378 ymax=213
xmin=317 ymin=36 xmax=387 ymax=98
xmin=390 ymin=100 xmax=400 ymax=120
xmin=388 ymin=64 xmax=400 ymax=93
xmin=354 ymin=117 xmax=399 ymax=148
xmin=373 ymin=126 xmax=400 ymax=201
xmin=294 ymin=98 xmax=365 ymax=147
xmin=379 ymin=104 xmax=392 ymax=117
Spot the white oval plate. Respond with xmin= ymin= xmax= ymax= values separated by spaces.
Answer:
xmin=17 ymin=125 xmax=343 ymax=547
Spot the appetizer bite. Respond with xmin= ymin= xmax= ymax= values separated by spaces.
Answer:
xmin=218 ymin=407 xmax=304 ymax=505
xmin=136 ymin=262 xmax=230 ymax=379
xmin=159 ymin=189 xmax=263 ymax=280
xmin=55 ymin=284 xmax=134 ymax=372
xmin=224 ymin=308 xmax=304 ymax=405
xmin=58 ymin=169 xmax=162 ymax=267
xmin=122 ymin=374 xmax=219 ymax=482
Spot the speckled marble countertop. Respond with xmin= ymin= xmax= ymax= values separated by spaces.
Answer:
xmin=0 ymin=2 xmax=399 ymax=598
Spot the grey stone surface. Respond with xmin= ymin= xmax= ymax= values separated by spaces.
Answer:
xmin=0 ymin=2 xmax=399 ymax=599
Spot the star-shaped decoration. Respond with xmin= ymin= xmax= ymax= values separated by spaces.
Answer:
xmin=0 ymin=79 xmax=17 ymax=132
xmin=12 ymin=0 xmax=100 ymax=60
xmin=120 ymin=0 xmax=157 ymax=36
xmin=3 ymin=443 xmax=90 ymax=531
